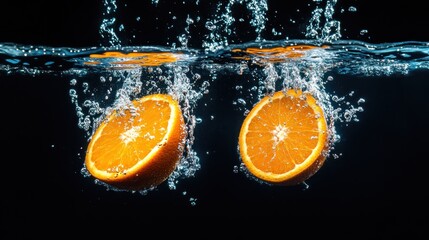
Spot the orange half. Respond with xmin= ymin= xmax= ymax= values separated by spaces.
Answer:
xmin=238 ymin=89 xmax=329 ymax=185
xmin=85 ymin=93 xmax=186 ymax=190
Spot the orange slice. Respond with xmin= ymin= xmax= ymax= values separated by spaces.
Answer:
xmin=238 ymin=89 xmax=329 ymax=185
xmin=231 ymin=45 xmax=329 ymax=62
xmin=86 ymin=51 xmax=179 ymax=66
xmin=85 ymin=93 xmax=187 ymax=190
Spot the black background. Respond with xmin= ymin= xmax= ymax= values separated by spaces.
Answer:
xmin=1 ymin=0 xmax=428 ymax=236
xmin=1 ymin=0 xmax=429 ymax=47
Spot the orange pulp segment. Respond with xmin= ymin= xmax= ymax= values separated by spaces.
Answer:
xmin=238 ymin=89 xmax=329 ymax=185
xmin=85 ymin=93 xmax=186 ymax=190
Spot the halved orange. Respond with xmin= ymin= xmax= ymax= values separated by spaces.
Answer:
xmin=85 ymin=93 xmax=187 ymax=190
xmin=238 ymin=89 xmax=329 ymax=185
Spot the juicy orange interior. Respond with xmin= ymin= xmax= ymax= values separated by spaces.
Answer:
xmin=244 ymin=94 xmax=320 ymax=174
xmin=91 ymin=99 xmax=171 ymax=173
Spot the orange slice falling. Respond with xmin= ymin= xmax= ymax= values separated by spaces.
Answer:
xmin=238 ymin=89 xmax=329 ymax=185
xmin=85 ymin=93 xmax=186 ymax=190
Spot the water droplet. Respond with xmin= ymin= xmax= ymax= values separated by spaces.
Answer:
xmin=360 ymin=29 xmax=368 ymax=35
xmin=348 ymin=6 xmax=357 ymax=12
xmin=70 ymin=79 xmax=77 ymax=86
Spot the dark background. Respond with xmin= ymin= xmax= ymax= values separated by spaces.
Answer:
xmin=1 ymin=0 xmax=429 ymax=47
xmin=1 ymin=0 xmax=428 ymax=236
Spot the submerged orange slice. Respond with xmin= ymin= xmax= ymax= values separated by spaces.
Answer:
xmin=85 ymin=93 xmax=186 ymax=190
xmin=231 ymin=45 xmax=328 ymax=62
xmin=238 ymin=89 xmax=329 ymax=185
xmin=87 ymin=51 xmax=178 ymax=66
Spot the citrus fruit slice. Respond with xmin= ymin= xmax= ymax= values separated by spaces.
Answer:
xmin=85 ymin=93 xmax=187 ymax=190
xmin=87 ymin=51 xmax=179 ymax=66
xmin=231 ymin=45 xmax=329 ymax=62
xmin=238 ymin=89 xmax=329 ymax=185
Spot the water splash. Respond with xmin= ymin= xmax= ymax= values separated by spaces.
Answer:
xmin=305 ymin=0 xmax=341 ymax=42
xmin=69 ymin=56 xmax=212 ymax=193
xmin=202 ymin=0 xmax=268 ymax=52
xmin=104 ymin=0 xmax=340 ymax=51
xmin=99 ymin=0 xmax=122 ymax=47
xmin=2 ymin=1 xmax=429 ymax=194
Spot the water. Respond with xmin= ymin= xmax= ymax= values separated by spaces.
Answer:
xmin=2 ymin=0 xmax=428 ymax=229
